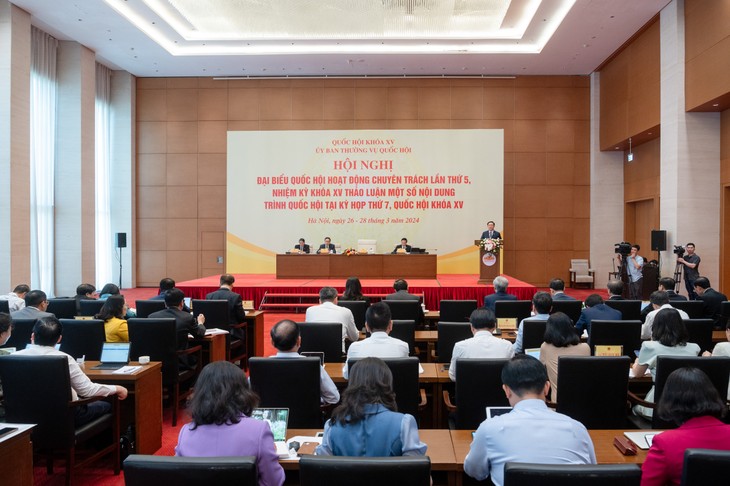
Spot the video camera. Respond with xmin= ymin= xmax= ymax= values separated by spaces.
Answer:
xmin=673 ymin=245 xmax=685 ymax=257
xmin=614 ymin=242 xmax=632 ymax=256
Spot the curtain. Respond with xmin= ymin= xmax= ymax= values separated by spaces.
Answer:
xmin=30 ymin=27 xmax=57 ymax=296
xmin=95 ymin=63 xmax=113 ymax=287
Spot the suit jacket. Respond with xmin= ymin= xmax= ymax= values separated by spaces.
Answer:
xmin=698 ymin=288 xmax=728 ymax=327
xmin=317 ymin=243 xmax=336 ymax=254
xmin=10 ymin=306 xmax=54 ymax=320
xmin=295 ymin=244 xmax=310 ymax=253
xmin=205 ymin=288 xmax=246 ymax=339
xmin=148 ymin=307 xmax=206 ymax=350
xmin=551 ymin=292 xmax=577 ymax=301
xmin=385 ymin=290 xmax=420 ymax=301
xmin=391 ymin=244 xmax=412 ymax=254
xmin=607 ymin=295 xmax=625 ymax=301
xmin=666 ymin=290 xmax=687 ymax=301
xmin=483 ymin=291 xmax=517 ymax=312
xmin=480 ymin=230 xmax=501 ymax=240
xmin=575 ymin=304 xmax=622 ymax=336
xmin=150 ymin=293 xmax=191 ymax=312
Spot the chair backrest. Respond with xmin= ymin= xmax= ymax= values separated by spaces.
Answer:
xmin=79 ymin=299 xmax=105 ymax=317
xmin=436 ymin=322 xmax=473 ymax=363
xmin=123 ymin=455 xmax=258 ymax=486
xmin=390 ymin=320 xmax=416 ymax=355
xmin=454 ymin=358 xmax=510 ymax=429
xmin=495 ymin=300 xmax=532 ymax=322
xmin=681 ymin=449 xmax=730 ymax=486
xmin=127 ymin=318 xmax=178 ymax=383
xmin=298 ymin=322 xmax=343 ymax=362
xmin=357 ymin=239 xmax=377 ymax=253
xmin=300 ymin=455 xmax=431 ymax=486
xmin=653 ymin=356 xmax=730 ymax=429
xmin=383 ymin=300 xmax=423 ymax=324
xmin=683 ymin=319 xmax=714 ymax=354
xmin=2 ymin=318 xmax=35 ymax=350
xmin=0 ymin=299 xmax=9 ymax=313
xmin=0 ymin=355 xmax=74 ymax=450
xmin=603 ymin=300 xmax=642 ymax=320
xmin=58 ymin=319 xmax=106 ymax=360
xmin=46 ymin=298 xmax=78 ymax=319
xmin=556 ymin=356 xmax=631 ymax=429
xmin=135 ymin=299 xmax=167 ymax=319
xmin=721 ymin=301 xmax=730 ymax=329
xmin=669 ymin=301 xmax=705 ymax=319
xmin=589 ymin=320 xmax=642 ymax=359
xmin=249 ymin=356 xmax=322 ymax=428
xmin=503 ymin=463 xmax=642 ymax=486
xmin=570 ymin=259 xmax=590 ymax=275
xmin=347 ymin=357 xmax=421 ymax=418
xmin=550 ymin=300 xmax=583 ymax=325
xmin=338 ymin=300 xmax=369 ymax=331
xmin=522 ymin=319 xmax=547 ymax=351
xmin=192 ymin=300 xmax=231 ymax=332
xmin=439 ymin=300 xmax=478 ymax=323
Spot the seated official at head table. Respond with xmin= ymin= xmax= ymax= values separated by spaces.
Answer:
xmin=391 ymin=238 xmax=412 ymax=254
xmin=294 ymin=238 xmax=310 ymax=254
xmin=316 ymin=237 xmax=336 ymax=254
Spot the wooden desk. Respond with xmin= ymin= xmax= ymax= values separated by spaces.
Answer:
xmin=84 ymin=361 xmax=162 ymax=454
xmin=191 ymin=333 xmax=227 ymax=364
xmin=246 ymin=310 xmax=265 ymax=357
xmin=712 ymin=330 xmax=726 ymax=344
xmin=276 ymin=254 xmax=437 ymax=279
xmin=0 ymin=424 xmax=34 ymax=486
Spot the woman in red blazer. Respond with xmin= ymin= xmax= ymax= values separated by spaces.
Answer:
xmin=641 ymin=367 xmax=730 ymax=486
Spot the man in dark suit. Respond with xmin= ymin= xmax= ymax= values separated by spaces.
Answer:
xmin=694 ymin=276 xmax=728 ymax=329
xmin=641 ymin=277 xmax=686 ymax=322
xmin=548 ymin=278 xmax=577 ymax=301
xmin=386 ymin=279 xmax=420 ymax=301
xmin=316 ymin=236 xmax=336 ymax=254
xmin=391 ymin=238 xmax=412 ymax=254
xmin=149 ymin=288 xmax=206 ymax=368
xmin=606 ymin=279 xmax=625 ymax=300
xmin=151 ymin=277 xmax=191 ymax=312
xmin=295 ymin=238 xmax=310 ymax=254
xmin=483 ymin=275 xmax=518 ymax=312
xmin=480 ymin=220 xmax=501 ymax=240
xmin=205 ymin=274 xmax=246 ymax=338
xmin=10 ymin=290 xmax=54 ymax=320
xmin=575 ymin=294 xmax=622 ymax=338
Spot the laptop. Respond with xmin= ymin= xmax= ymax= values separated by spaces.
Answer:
xmin=91 ymin=342 xmax=131 ymax=370
xmin=251 ymin=408 xmax=290 ymax=458
xmin=524 ymin=348 xmax=541 ymax=359
xmin=486 ymin=406 xmax=512 ymax=419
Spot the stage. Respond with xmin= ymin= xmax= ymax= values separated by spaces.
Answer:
xmin=177 ymin=274 xmax=537 ymax=311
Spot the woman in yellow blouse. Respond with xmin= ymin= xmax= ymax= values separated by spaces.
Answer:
xmin=95 ymin=294 xmax=129 ymax=342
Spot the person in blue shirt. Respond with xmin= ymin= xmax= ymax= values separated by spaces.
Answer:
xmin=512 ymin=291 xmax=552 ymax=354
xmin=315 ymin=357 xmax=427 ymax=457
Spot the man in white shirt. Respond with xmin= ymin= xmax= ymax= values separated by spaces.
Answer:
xmin=0 ymin=284 xmax=29 ymax=312
xmin=14 ymin=316 xmax=128 ymax=425
xmin=642 ymin=291 xmax=689 ymax=339
xmin=464 ymin=355 xmax=596 ymax=486
xmin=449 ymin=308 xmax=514 ymax=381
xmin=305 ymin=287 xmax=358 ymax=352
xmin=10 ymin=289 xmax=55 ymax=320
xmin=270 ymin=319 xmax=340 ymax=405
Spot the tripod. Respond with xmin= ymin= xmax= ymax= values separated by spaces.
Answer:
xmin=673 ymin=259 xmax=683 ymax=293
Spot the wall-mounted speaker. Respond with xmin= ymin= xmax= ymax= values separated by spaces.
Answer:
xmin=650 ymin=230 xmax=666 ymax=251
xmin=116 ymin=232 xmax=127 ymax=249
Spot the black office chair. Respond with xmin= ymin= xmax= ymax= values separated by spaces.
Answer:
xmin=550 ymin=300 xmax=583 ymax=325
xmin=443 ymin=358 xmax=510 ymax=429
xmin=589 ymin=320 xmax=642 ymax=359
xmin=58 ymin=319 xmax=106 ymax=360
xmin=79 ymin=299 xmax=105 ymax=317
xmin=390 ymin=319 xmax=416 ymax=355
xmin=128 ymin=318 xmax=202 ymax=427
xmin=383 ymin=300 xmax=424 ymax=327
xmin=135 ymin=299 xmax=167 ymax=318
xmin=683 ymin=319 xmax=714 ymax=354
xmin=193 ymin=299 xmax=247 ymax=368
xmin=670 ymin=300 xmax=705 ymax=319
xmin=300 ymin=456 xmax=431 ymax=486
xmin=495 ymin=300 xmax=532 ymax=323
xmin=46 ymin=298 xmax=78 ymax=319
xmin=347 ymin=357 xmax=426 ymax=419
xmin=298 ymin=321 xmax=343 ymax=362
xmin=521 ymin=319 xmax=547 ymax=351
xmin=249 ymin=356 xmax=323 ymax=428
xmin=503 ymin=463 xmax=642 ymax=486
xmin=338 ymin=300 xmax=369 ymax=332
xmin=681 ymin=448 xmax=730 ymax=486
xmin=435 ymin=322 xmax=472 ymax=363
xmin=0 ymin=355 xmax=120 ymax=485
xmin=2 ymin=318 xmax=35 ymax=350
xmin=555 ymin=356 xmax=631 ymax=429
xmin=721 ymin=301 xmax=730 ymax=330
xmin=123 ymin=455 xmax=258 ymax=486
xmin=604 ymin=300 xmax=642 ymax=321
xmin=0 ymin=299 xmax=9 ymax=313
xmin=439 ymin=300 xmax=478 ymax=323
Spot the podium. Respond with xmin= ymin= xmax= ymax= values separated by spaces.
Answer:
xmin=475 ymin=239 xmax=501 ymax=284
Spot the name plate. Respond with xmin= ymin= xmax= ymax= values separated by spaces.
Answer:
xmin=595 ymin=345 xmax=623 ymax=357
xmin=497 ymin=317 xmax=517 ymax=331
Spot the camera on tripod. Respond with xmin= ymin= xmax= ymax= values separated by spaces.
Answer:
xmin=673 ymin=245 xmax=685 ymax=257
xmin=614 ymin=242 xmax=632 ymax=256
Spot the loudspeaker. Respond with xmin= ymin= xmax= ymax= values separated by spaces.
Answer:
xmin=116 ymin=232 xmax=127 ymax=249
xmin=651 ymin=230 xmax=666 ymax=251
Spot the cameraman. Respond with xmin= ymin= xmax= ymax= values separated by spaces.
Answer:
xmin=677 ymin=242 xmax=701 ymax=300
xmin=616 ymin=244 xmax=644 ymax=300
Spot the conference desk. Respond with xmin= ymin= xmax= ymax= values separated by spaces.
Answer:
xmin=0 ymin=424 xmax=34 ymax=486
xmin=276 ymin=253 xmax=437 ymax=279
xmin=85 ymin=361 xmax=162 ymax=454
xmin=247 ymin=310 xmax=265 ymax=357
xmin=191 ymin=333 xmax=227 ymax=363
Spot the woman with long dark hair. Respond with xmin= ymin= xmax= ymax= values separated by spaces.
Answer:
xmin=94 ymin=294 xmax=129 ymax=342
xmin=341 ymin=276 xmax=370 ymax=304
xmin=539 ymin=312 xmax=589 ymax=401
xmin=176 ymin=361 xmax=284 ymax=486
xmin=315 ymin=357 xmax=426 ymax=456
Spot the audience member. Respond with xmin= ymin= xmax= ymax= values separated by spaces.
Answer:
xmin=15 ymin=317 xmax=127 ymax=425
xmin=316 ymin=357 xmax=427 ymax=457
xmin=512 ymin=291 xmax=552 ymax=354
xmin=659 ymin=277 xmax=686 ymax=301
xmin=10 ymin=289 xmax=54 ymax=320
xmin=463 ymin=355 xmax=596 ymax=486
xmin=0 ymin=312 xmax=12 ymax=346
xmin=149 ymin=288 xmax=206 ymax=368
xmin=385 ymin=279 xmax=420 ymax=300
xmin=0 ymin=284 xmax=29 ymax=312
xmin=205 ymin=274 xmax=246 ymax=339
xmin=640 ymin=367 xmax=730 ymax=486
xmin=703 ymin=320 xmax=730 ymax=400
xmin=98 ymin=283 xmax=120 ymax=300
xmin=548 ymin=278 xmax=576 ymax=301
xmin=175 ymin=361 xmax=285 ymax=486
xmin=269 ymin=320 xmax=339 ymax=405
xmin=632 ymin=309 xmax=700 ymax=419
xmin=73 ymin=283 xmax=97 ymax=313
xmin=641 ymin=291 xmax=689 ymax=340
xmin=151 ymin=278 xmax=176 ymax=299
xmin=483 ymin=276 xmax=517 ymax=312
xmin=540 ymin=312 xmax=590 ymax=401
xmin=449 ymin=308 xmax=514 ymax=381
xmin=95 ymin=295 xmax=129 ymax=342
xmin=304 ymin=287 xmax=358 ymax=353
xmin=607 ymin=279 xmax=625 ymax=300
xmin=694 ymin=276 xmax=728 ymax=328
xmin=575 ymin=293 xmax=621 ymax=338
xmin=340 ymin=276 xmax=369 ymax=304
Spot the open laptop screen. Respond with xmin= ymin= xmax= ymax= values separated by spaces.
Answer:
xmin=251 ymin=408 xmax=289 ymax=442
xmin=99 ymin=342 xmax=130 ymax=363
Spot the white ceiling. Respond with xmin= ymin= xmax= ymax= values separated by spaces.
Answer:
xmin=11 ymin=0 xmax=670 ymax=77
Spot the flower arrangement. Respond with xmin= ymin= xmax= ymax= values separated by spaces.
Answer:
xmin=343 ymin=248 xmax=358 ymax=256
xmin=477 ymin=237 xmax=503 ymax=254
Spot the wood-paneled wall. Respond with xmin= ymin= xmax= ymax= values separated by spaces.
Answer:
xmin=136 ymin=76 xmax=590 ymax=287
xmin=623 ymin=137 xmax=661 ymax=255
xmin=721 ymin=110 xmax=730 ymax=290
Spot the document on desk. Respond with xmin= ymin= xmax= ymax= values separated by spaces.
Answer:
xmin=205 ymin=328 xmax=229 ymax=335
xmin=624 ymin=431 xmax=660 ymax=450
xmin=112 ymin=365 xmax=143 ymax=374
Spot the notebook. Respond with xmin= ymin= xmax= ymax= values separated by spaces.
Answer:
xmin=92 ymin=342 xmax=131 ymax=370
xmin=251 ymin=408 xmax=290 ymax=458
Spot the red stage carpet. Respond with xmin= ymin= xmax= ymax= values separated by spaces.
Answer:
xmin=177 ymin=274 xmax=537 ymax=311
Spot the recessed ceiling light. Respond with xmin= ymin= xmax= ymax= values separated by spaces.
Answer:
xmin=648 ymin=132 xmax=652 ymax=135
xmin=713 ymin=103 xmax=719 ymax=107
